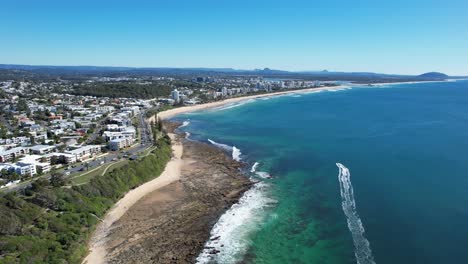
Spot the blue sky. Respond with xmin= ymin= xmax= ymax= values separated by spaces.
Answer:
xmin=1 ymin=0 xmax=467 ymax=75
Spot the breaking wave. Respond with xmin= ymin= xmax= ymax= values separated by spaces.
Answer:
xmin=196 ymin=182 xmax=275 ymax=264
xmin=250 ymin=162 xmax=260 ymax=173
xmin=336 ymin=163 xmax=375 ymax=264
xmin=208 ymin=139 xmax=232 ymax=151
xmin=208 ymin=139 xmax=242 ymax=161
xmin=217 ymin=99 xmax=256 ymax=111
xmin=180 ymin=120 xmax=190 ymax=128
xmin=329 ymin=87 xmax=352 ymax=92
xmin=232 ymin=146 xmax=242 ymax=161
xmin=255 ymin=171 xmax=272 ymax=179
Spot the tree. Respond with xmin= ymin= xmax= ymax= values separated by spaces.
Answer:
xmin=0 ymin=125 xmax=8 ymax=138
xmin=17 ymin=98 xmax=29 ymax=112
xmin=50 ymin=172 xmax=66 ymax=187
xmin=157 ymin=117 xmax=163 ymax=132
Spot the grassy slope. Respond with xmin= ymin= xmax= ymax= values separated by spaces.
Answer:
xmin=0 ymin=136 xmax=171 ymax=264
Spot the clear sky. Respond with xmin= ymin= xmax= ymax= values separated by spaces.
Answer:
xmin=1 ymin=0 xmax=467 ymax=75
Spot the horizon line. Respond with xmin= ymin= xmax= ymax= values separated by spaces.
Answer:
xmin=0 ymin=63 xmax=465 ymax=77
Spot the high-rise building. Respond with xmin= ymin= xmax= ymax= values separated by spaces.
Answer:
xmin=221 ymin=87 xmax=228 ymax=97
xmin=171 ymin=89 xmax=180 ymax=103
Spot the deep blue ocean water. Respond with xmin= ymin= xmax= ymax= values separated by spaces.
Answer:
xmin=173 ymin=80 xmax=468 ymax=264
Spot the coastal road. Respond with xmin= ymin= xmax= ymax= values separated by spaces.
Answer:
xmin=1 ymin=111 xmax=154 ymax=193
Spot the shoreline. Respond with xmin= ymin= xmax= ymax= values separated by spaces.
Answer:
xmin=82 ymin=78 xmax=459 ymax=263
xmin=158 ymin=79 xmax=463 ymax=121
xmin=98 ymin=132 xmax=251 ymax=263
xmin=83 ymin=132 xmax=183 ymax=264
xmin=157 ymin=85 xmax=349 ymax=120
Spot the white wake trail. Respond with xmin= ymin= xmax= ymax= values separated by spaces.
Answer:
xmin=336 ymin=163 xmax=375 ymax=264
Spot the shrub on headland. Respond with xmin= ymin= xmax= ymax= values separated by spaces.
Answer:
xmin=0 ymin=136 xmax=172 ymax=264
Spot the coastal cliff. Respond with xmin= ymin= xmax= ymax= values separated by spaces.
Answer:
xmin=98 ymin=125 xmax=252 ymax=263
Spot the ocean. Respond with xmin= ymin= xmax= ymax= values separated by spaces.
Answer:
xmin=172 ymin=80 xmax=468 ymax=264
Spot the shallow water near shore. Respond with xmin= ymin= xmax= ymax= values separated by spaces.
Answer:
xmin=174 ymin=80 xmax=468 ymax=264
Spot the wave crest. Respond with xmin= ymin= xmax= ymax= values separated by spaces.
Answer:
xmin=250 ymin=162 xmax=259 ymax=173
xmin=180 ymin=120 xmax=190 ymax=128
xmin=196 ymin=182 xmax=275 ymax=264
xmin=208 ymin=139 xmax=242 ymax=161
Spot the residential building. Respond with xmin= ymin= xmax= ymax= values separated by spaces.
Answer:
xmin=0 ymin=147 xmax=30 ymax=162
xmin=109 ymin=137 xmax=134 ymax=151
xmin=65 ymin=145 xmax=102 ymax=161
xmin=12 ymin=162 xmax=37 ymax=176
xmin=30 ymin=145 xmax=56 ymax=155
xmin=19 ymin=155 xmax=51 ymax=173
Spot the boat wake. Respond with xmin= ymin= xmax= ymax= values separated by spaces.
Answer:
xmin=336 ymin=163 xmax=375 ymax=264
xmin=208 ymin=139 xmax=242 ymax=161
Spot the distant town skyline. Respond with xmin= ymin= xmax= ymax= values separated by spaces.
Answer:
xmin=2 ymin=0 xmax=468 ymax=75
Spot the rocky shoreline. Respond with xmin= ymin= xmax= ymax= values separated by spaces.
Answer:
xmin=101 ymin=124 xmax=252 ymax=263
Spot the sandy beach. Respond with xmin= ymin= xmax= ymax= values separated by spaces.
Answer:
xmin=158 ymin=79 xmax=459 ymax=121
xmin=82 ymin=80 xmax=446 ymax=263
xmin=83 ymin=132 xmax=183 ymax=264
xmin=85 ymin=128 xmax=251 ymax=263
xmin=157 ymin=85 xmax=348 ymax=120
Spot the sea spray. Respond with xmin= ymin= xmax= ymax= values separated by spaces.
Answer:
xmin=208 ymin=139 xmax=242 ymax=161
xmin=180 ymin=120 xmax=190 ymax=128
xmin=255 ymin=171 xmax=272 ymax=179
xmin=196 ymin=182 xmax=275 ymax=264
xmin=250 ymin=162 xmax=260 ymax=173
xmin=250 ymin=162 xmax=272 ymax=179
xmin=336 ymin=163 xmax=375 ymax=264
xmin=208 ymin=139 xmax=232 ymax=151
xmin=216 ymin=99 xmax=256 ymax=111
xmin=232 ymin=146 xmax=242 ymax=161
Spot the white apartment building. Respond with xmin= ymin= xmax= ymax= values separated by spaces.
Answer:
xmin=65 ymin=145 xmax=102 ymax=162
xmin=0 ymin=147 xmax=30 ymax=163
xmin=109 ymin=137 xmax=134 ymax=151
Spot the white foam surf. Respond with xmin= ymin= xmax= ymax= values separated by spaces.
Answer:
xmin=232 ymin=146 xmax=242 ymax=161
xmin=250 ymin=162 xmax=260 ymax=173
xmin=217 ymin=99 xmax=256 ymax=111
xmin=196 ymin=182 xmax=275 ymax=264
xmin=336 ymin=163 xmax=375 ymax=264
xmin=208 ymin=139 xmax=232 ymax=151
xmin=180 ymin=120 xmax=190 ymax=128
xmin=255 ymin=171 xmax=272 ymax=179
xmin=208 ymin=139 xmax=242 ymax=161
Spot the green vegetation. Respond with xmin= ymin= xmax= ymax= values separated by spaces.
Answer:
xmin=70 ymin=160 xmax=129 ymax=186
xmin=0 ymin=136 xmax=172 ymax=263
xmin=145 ymin=105 xmax=173 ymax=119
xmin=70 ymin=82 xmax=173 ymax=99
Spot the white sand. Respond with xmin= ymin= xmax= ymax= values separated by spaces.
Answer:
xmin=157 ymin=80 xmax=460 ymax=121
xmin=157 ymin=86 xmax=348 ymax=120
xmin=83 ymin=133 xmax=183 ymax=264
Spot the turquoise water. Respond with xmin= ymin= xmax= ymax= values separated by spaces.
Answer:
xmin=174 ymin=80 xmax=468 ymax=264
